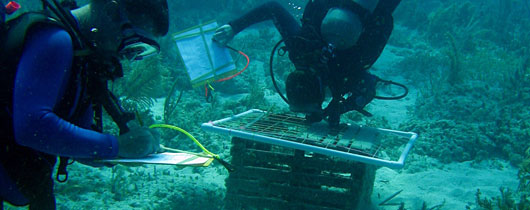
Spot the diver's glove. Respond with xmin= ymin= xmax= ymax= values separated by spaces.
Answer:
xmin=213 ymin=24 xmax=234 ymax=46
xmin=117 ymin=127 xmax=160 ymax=158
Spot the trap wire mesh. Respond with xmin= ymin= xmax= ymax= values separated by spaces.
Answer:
xmin=202 ymin=109 xmax=417 ymax=168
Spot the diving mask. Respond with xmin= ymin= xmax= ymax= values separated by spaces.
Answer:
xmin=118 ymin=26 xmax=160 ymax=60
xmin=109 ymin=0 xmax=161 ymax=61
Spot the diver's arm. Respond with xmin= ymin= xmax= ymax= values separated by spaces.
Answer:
xmin=229 ymin=1 xmax=295 ymax=35
xmin=13 ymin=27 xmax=119 ymax=159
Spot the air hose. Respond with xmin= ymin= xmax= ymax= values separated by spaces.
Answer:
xmin=149 ymin=124 xmax=234 ymax=172
xmin=373 ymin=77 xmax=409 ymax=100
xmin=270 ymin=39 xmax=289 ymax=104
xmin=204 ymin=45 xmax=250 ymax=101
xmin=216 ymin=45 xmax=250 ymax=82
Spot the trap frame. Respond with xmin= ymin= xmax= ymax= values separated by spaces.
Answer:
xmin=201 ymin=109 xmax=417 ymax=169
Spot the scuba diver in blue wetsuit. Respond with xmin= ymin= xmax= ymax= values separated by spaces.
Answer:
xmin=214 ymin=0 xmax=403 ymax=127
xmin=0 ymin=0 xmax=169 ymax=208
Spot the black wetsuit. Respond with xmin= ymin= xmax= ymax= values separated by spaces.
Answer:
xmin=229 ymin=0 xmax=401 ymax=125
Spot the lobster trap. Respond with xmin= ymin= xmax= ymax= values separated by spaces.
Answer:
xmin=224 ymin=137 xmax=376 ymax=209
xmin=202 ymin=109 xmax=418 ymax=209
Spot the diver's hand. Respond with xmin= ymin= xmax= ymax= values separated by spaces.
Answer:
xmin=213 ymin=24 xmax=234 ymax=45
xmin=117 ymin=127 xmax=160 ymax=158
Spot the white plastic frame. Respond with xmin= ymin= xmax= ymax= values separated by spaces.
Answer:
xmin=201 ymin=109 xmax=418 ymax=169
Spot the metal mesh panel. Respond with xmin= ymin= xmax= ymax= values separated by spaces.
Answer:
xmin=202 ymin=109 xmax=417 ymax=168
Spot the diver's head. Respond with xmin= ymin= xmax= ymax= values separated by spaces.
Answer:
xmin=320 ymin=0 xmax=378 ymax=50
xmin=320 ymin=8 xmax=361 ymax=50
xmin=72 ymin=0 xmax=169 ymax=60
xmin=285 ymin=70 xmax=325 ymax=114
xmin=119 ymin=0 xmax=169 ymax=37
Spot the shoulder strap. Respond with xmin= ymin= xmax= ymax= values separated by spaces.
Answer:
xmin=41 ymin=0 xmax=92 ymax=51
xmin=2 ymin=12 xmax=62 ymax=58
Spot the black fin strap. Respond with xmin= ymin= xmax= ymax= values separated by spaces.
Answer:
xmin=56 ymin=156 xmax=69 ymax=183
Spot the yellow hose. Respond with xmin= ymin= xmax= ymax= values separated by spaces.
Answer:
xmin=149 ymin=124 xmax=219 ymax=159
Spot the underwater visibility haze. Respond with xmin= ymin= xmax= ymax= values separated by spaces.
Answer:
xmin=2 ymin=0 xmax=530 ymax=209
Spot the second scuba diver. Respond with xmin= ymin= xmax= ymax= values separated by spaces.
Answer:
xmin=214 ymin=0 xmax=402 ymax=127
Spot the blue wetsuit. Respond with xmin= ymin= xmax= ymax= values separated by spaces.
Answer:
xmin=1 ymin=26 xmax=118 ymax=205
